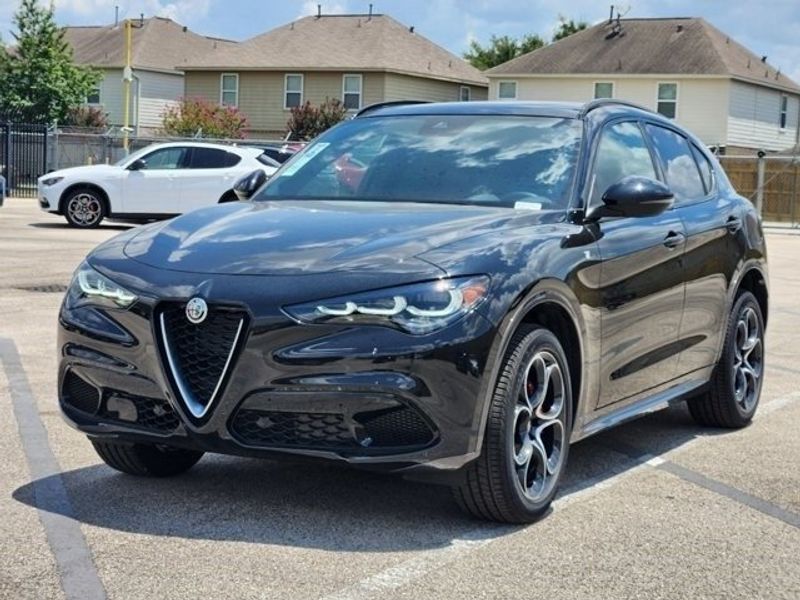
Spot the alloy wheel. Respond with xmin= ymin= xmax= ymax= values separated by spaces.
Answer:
xmin=512 ymin=349 xmax=566 ymax=502
xmin=67 ymin=193 xmax=102 ymax=226
xmin=733 ymin=305 xmax=763 ymax=412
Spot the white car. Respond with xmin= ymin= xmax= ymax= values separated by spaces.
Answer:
xmin=38 ymin=142 xmax=279 ymax=228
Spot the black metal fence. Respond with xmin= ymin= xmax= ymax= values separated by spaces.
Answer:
xmin=0 ymin=122 xmax=49 ymax=198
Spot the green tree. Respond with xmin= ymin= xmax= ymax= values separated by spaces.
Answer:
xmin=552 ymin=16 xmax=588 ymax=41
xmin=0 ymin=0 xmax=99 ymax=122
xmin=464 ymin=33 xmax=546 ymax=70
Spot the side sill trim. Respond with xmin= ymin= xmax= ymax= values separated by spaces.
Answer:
xmin=574 ymin=378 xmax=706 ymax=441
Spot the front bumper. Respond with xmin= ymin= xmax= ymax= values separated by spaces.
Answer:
xmin=57 ymin=278 xmax=498 ymax=477
xmin=38 ymin=186 xmax=56 ymax=212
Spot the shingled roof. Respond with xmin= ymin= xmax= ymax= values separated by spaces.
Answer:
xmin=63 ymin=17 xmax=236 ymax=73
xmin=183 ymin=14 xmax=488 ymax=87
xmin=486 ymin=17 xmax=800 ymax=94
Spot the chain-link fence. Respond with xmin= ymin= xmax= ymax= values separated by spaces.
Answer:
xmin=47 ymin=126 xmax=292 ymax=171
xmin=719 ymin=155 xmax=800 ymax=227
xmin=36 ymin=127 xmax=800 ymax=228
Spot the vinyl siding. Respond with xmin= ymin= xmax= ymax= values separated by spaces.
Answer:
xmin=186 ymin=71 xmax=386 ymax=136
xmin=92 ymin=68 xmax=126 ymax=126
xmin=728 ymin=80 xmax=800 ymax=151
xmin=88 ymin=68 xmax=182 ymax=132
xmin=487 ymin=76 xmax=730 ymax=146
xmin=137 ymin=71 xmax=183 ymax=130
xmin=184 ymin=70 xmax=487 ymax=136
xmin=384 ymin=73 xmax=488 ymax=102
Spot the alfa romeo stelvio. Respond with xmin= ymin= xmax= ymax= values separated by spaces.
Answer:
xmin=58 ymin=100 xmax=768 ymax=522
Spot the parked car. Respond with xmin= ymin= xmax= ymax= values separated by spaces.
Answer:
xmin=259 ymin=143 xmax=304 ymax=164
xmin=57 ymin=100 xmax=767 ymax=523
xmin=38 ymin=142 xmax=279 ymax=228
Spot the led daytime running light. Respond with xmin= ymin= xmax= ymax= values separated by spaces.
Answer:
xmin=77 ymin=270 xmax=137 ymax=307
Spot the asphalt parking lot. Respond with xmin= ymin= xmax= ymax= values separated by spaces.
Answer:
xmin=1 ymin=197 xmax=798 ymax=600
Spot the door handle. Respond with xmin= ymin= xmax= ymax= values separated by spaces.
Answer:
xmin=663 ymin=230 xmax=686 ymax=249
xmin=726 ymin=215 xmax=742 ymax=233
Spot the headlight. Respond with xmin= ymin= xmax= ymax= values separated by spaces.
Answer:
xmin=41 ymin=176 xmax=64 ymax=187
xmin=65 ymin=262 xmax=138 ymax=309
xmin=284 ymin=276 xmax=489 ymax=334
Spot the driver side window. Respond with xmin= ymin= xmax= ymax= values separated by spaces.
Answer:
xmin=590 ymin=122 xmax=657 ymax=205
xmin=140 ymin=147 xmax=188 ymax=170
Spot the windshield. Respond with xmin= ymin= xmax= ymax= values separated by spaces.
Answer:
xmin=257 ymin=114 xmax=582 ymax=209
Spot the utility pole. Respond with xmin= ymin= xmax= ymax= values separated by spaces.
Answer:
xmin=122 ymin=15 xmax=144 ymax=154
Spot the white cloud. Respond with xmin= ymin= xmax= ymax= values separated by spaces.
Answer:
xmin=52 ymin=0 xmax=211 ymax=24
xmin=298 ymin=1 xmax=348 ymax=18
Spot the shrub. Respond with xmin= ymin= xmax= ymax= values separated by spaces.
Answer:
xmin=63 ymin=105 xmax=108 ymax=129
xmin=286 ymin=97 xmax=348 ymax=141
xmin=162 ymin=97 xmax=248 ymax=139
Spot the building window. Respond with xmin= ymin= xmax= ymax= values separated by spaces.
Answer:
xmin=220 ymin=73 xmax=239 ymax=107
xmin=342 ymin=74 xmax=362 ymax=110
xmin=780 ymin=94 xmax=788 ymax=129
xmin=498 ymin=81 xmax=517 ymax=100
xmin=657 ymin=82 xmax=678 ymax=118
xmin=460 ymin=86 xmax=471 ymax=102
xmin=86 ymin=85 xmax=101 ymax=105
xmin=594 ymin=82 xmax=614 ymax=99
xmin=285 ymin=74 xmax=304 ymax=109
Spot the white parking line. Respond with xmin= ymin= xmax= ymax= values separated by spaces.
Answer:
xmin=322 ymin=455 xmax=658 ymax=600
xmin=1 ymin=338 xmax=108 ymax=600
xmin=320 ymin=390 xmax=800 ymax=600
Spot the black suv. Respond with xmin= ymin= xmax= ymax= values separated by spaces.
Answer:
xmin=58 ymin=100 xmax=767 ymax=523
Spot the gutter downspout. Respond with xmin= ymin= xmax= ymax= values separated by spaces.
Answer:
xmin=132 ymin=72 xmax=141 ymax=137
xmin=795 ymin=95 xmax=800 ymax=151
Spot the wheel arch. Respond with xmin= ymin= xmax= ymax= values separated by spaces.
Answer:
xmin=471 ymin=278 xmax=588 ymax=457
xmin=734 ymin=264 xmax=768 ymax=326
xmin=59 ymin=183 xmax=111 ymax=216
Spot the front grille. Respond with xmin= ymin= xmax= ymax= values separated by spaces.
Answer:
xmin=159 ymin=304 xmax=245 ymax=417
xmin=62 ymin=371 xmax=101 ymax=414
xmin=99 ymin=395 xmax=180 ymax=433
xmin=231 ymin=404 xmax=436 ymax=453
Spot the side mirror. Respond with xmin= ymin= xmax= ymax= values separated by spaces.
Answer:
xmin=128 ymin=158 xmax=146 ymax=171
xmin=589 ymin=176 xmax=674 ymax=220
xmin=233 ymin=169 xmax=269 ymax=201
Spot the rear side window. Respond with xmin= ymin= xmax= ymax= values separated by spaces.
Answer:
xmin=189 ymin=147 xmax=241 ymax=169
xmin=645 ymin=125 xmax=706 ymax=202
xmin=591 ymin=121 xmax=657 ymax=205
xmin=691 ymin=144 xmax=715 ymax=194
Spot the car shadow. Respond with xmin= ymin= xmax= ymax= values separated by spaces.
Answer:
xmin=28 ymin=222 xmax=134 ymax=231
xmin=12 ymin=403 xmax=730 ymax=552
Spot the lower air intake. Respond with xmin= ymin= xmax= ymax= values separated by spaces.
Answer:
xmin=230 ymin=404 xmax=436 ymax=453
xmin=62 ymin=371 xmax=101 ymax=415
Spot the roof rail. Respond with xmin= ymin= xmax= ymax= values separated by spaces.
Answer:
xmin=355 ymin=100 xmax=431 ymax=118
xmin=580 ymin=98 xmax=654 ymax=116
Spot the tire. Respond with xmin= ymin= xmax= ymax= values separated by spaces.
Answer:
xmin=63 ymin=187 xmax=106 ymax=228
xmin=453 ymin=325 xmax=573 ymax=523
xmin=688 ymin=291 xmax=765 ymax=428
xmin=91 ymin=440 xmax=203 ymax=477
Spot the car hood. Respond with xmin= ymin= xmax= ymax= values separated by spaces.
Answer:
xmin=42 ymin=164 xmax=121 ymax=180
xmin=122 ymin=200 xmax=544 ymax=276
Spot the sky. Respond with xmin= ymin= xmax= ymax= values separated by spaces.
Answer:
xmin=0 ymin=0 xmax=798 ymax=81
